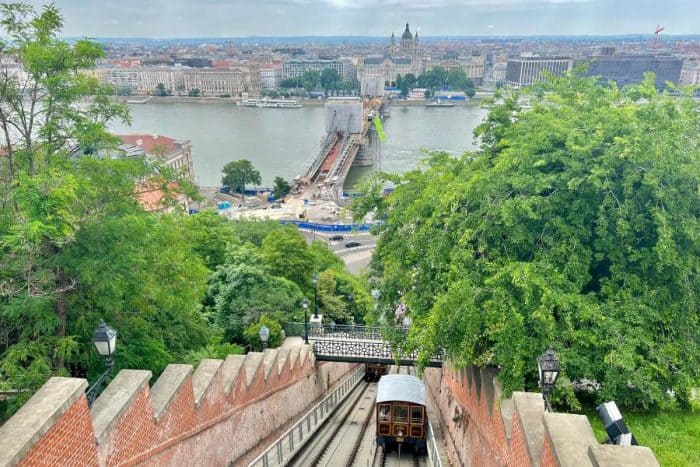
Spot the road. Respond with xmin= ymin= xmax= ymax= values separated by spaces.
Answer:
xmin=299 ymin=229 xmax=377 ymax=273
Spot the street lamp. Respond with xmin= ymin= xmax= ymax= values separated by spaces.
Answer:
xmin=537 ymin=346 xmax=560 ymax=412
xmin=312 ymin=273 xmax=319 ymax=319
xmin=259 ymin=325 xmax=270 ymax=350
xmin=302 ymin=298 xmax=309 ymax=344
xmin=86 ymin=320 xmax=117 ymax=406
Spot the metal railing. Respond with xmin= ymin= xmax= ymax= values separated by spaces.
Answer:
xmin=248 ymin=365 xmax=365 ymax=467
xmin=426 ymin=420 xmax=444 ymax=467
xmin=284 ymin=323 xmax=410 ymax=341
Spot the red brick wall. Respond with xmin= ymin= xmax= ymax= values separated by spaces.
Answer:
xmin=18 ymin=395 xmax=99 ymax=467
xmin=7 ymin=347 xmax=357 ymax=467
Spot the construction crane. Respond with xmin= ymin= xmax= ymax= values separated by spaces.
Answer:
xmin=653 ymin=25 xmax=665 ymax=48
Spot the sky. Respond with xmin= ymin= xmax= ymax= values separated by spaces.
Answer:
xmin=21 ymin=0 xmax=700 ymax=38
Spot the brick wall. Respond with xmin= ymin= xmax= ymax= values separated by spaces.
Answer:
xmin=424 ymin=364 xmax=660 ymax=467
xmin=0 ymin=346 xmax=357 ymax=467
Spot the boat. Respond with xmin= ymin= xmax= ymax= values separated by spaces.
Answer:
xmin=425 ymin=99 xmax=455 ymax=108
xmin=236 ymin=98 xmax=302 ymax=108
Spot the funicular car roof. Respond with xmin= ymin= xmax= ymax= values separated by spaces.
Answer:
xmin=376 ymin=374 xmax=426 ymax=406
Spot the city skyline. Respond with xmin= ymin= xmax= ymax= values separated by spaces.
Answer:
xmin=18 ymin=0 xmax=700 ymax=38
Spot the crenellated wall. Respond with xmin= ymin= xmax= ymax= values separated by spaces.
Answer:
xmin=425 ymin=364 xmax=660 ymax=467
xmin=0 ymin=346 xmax=357 ymax=467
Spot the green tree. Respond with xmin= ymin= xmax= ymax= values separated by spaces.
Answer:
xmin=272 ymin=176 xmax=292 ymax=199
xmin=188 ymin=88 xmax=201 ymax=97
xmin=280 ymin=77 xmax=302 ymax=89
xmin=209 ymin=242 xmax=304 ymax=343
xmin=222 ymin=159 xmax=261 ymax=193
xmin=320 ymin=67 xmax=341 ymax=91
xmin=155 ymin=83 xmax=171 ymax=96
xmin=301 ymin=70 xmax=321 ymax=91
xmin=357 ymin=74 xmax=700 ymax=410
xmin=0 ymin=4 xmax=212 ymax=420
xmin=260 ymin=226 xmax=314 ymax=291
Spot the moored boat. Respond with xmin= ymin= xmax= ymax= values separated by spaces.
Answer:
xmin=237 ymin=98 xmax=302 ymax=108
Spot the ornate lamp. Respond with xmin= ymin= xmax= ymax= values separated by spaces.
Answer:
xmin=86 ymin=320 xmax=117 ymax=406
xmin=259 ymin=325 xmax=270 ymax=350
xmin=537 ymin=346 xmax=560 ymax=411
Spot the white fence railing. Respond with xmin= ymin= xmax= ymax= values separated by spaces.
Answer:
xmin=426 ymin=420 xmax=444 ymax=467
xmin=248 ymin=365 xmax=364 ymax=467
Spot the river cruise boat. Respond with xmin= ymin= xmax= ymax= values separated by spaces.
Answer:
xmin=425 ymin=99 xmax=455 ymax=108
xmin=237 ymin=98 xmax=302 ymax=108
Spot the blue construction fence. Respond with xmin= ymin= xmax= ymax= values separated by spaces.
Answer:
xmin=280 ymin=220 xmax=376 ymax=232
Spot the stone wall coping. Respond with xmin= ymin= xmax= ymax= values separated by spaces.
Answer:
xmin=191 ymin=359 xmax=223 ymax=406
xmin=262 ymin=349 xmax=277 ymax=380
xmin=243 ymin=352 xmax=264 ymax=386
xmin=91 ymin=369 xmax=152 ymax=444
xmin=276 ymin=347 xmax=291 ymax=374
xmin=0 ymin=377 xmax=87 ymax=466
xmin=500 ymin=397 xmax=514 ymax=440
xmin=512 ymin=391 xmax=546 ymax=467
xmin=149 ymin=364 xmax=193 ymax=420
xmin=543 ymin=412 xmax=598 ymax=467
xmin=220 ymin=354 xmax=246 ymax=394
xmin=588 ymin=444 xmax=660 ymax=467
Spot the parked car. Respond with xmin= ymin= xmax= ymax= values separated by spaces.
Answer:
xmin=329 ymin=235 xmax=344 ymax=242
xmin=345 ymin=241 xmax=361 ymax=248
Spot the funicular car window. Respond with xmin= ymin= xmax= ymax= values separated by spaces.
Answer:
xmin=379 ymin=404 xmax=391 ymax=421
xmin=410 ymin=406 xmax=424 ymax=424
xmin=393 ymin=404 xmax=409 ymax=423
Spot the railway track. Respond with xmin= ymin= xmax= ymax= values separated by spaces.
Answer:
xmin=289 ymin=365 xmax=427 ymax=467
xmin=373 ymin=443 xmax=427 ymax=467
xmin=288 ymin=380 xmax=376 ymax=467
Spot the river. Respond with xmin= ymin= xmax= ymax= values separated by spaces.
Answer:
xmin=109 ymin=101 xmax=489 ymax=188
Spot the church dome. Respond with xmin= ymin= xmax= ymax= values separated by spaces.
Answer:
xmin=401 ymin=23 xmax=413 ymax=40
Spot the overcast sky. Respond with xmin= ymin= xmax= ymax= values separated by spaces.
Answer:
xmin=21 ymin=0 xmax=700 ymax=38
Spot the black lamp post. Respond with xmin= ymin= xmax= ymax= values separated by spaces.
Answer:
xmin=259 ymin=325 xmax=270 ymax=350
xmin=537 ymin=346 xmax=561 ymax=412
xmin=302 ymin=298 xmax=309 ymax=344
xmin=312 ymin=273 xmax=319 ymax=319
xmin=86 ymin=320 xmax=117 ymax=406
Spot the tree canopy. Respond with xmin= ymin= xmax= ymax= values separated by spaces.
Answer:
xmin=222 ymin=159 xmax=261 ymax=193
xmin=355 ymin=74 xmax=699 ymax=410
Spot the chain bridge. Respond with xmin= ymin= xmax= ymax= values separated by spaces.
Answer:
xmin=284 ymin=323 xmax=444 ymax=367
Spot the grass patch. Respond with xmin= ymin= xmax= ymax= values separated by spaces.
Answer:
xmin=585 ymin=406 xmax=700 ymax=467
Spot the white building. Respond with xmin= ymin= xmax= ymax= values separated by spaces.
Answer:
xmin=260 ymin=64 xmax=282 ymax=89
xmin=505 ymin=56 xmax=573 ymax=88
xmin=282 ymin=58 xmax=356 ymax=81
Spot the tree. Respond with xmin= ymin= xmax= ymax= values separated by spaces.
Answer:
xmin=222 ymin=159 xmax=261 ymax=193
xmin=0 ymin=4 xmax=213 ymax=420
xmin=272 ymin=176 xmax=292 ymax=199
xmin=301 ymin=70 xmax=320 ymax=91
xmin=280 ymin=77 xmax=302 ymax=89
xmin=356 ymin=74 xmax=700 ymax=411
xmin=188 ymin=88 xmax=201 ymax=97
xmin=208 ymin=241 xmax=304 ymax=343
xmin=260 ymin=226 xmax=314 ymax=291
xmin=446 ymin=67 xmax=476 ymax=96
xmin=155 ymin=83 xmax=171 ymax=96
xmin=320 ymin=68 xmax=341 ymax=91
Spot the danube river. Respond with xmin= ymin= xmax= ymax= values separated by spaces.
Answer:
xmin=109 ymin=101 xmax=489 ymax=187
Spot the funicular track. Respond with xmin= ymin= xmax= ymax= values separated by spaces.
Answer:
xmin=289 ymin=366 xmax=420 ymax=467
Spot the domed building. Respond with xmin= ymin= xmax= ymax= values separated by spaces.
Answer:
xmin=399 ymin=23 xmax=420 ymax=55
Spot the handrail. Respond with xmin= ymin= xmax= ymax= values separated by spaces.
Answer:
xmin=247 ymin=365 xmax=365 ymax=467
xmin=426 ymin=420 xmax=444 ymax=467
